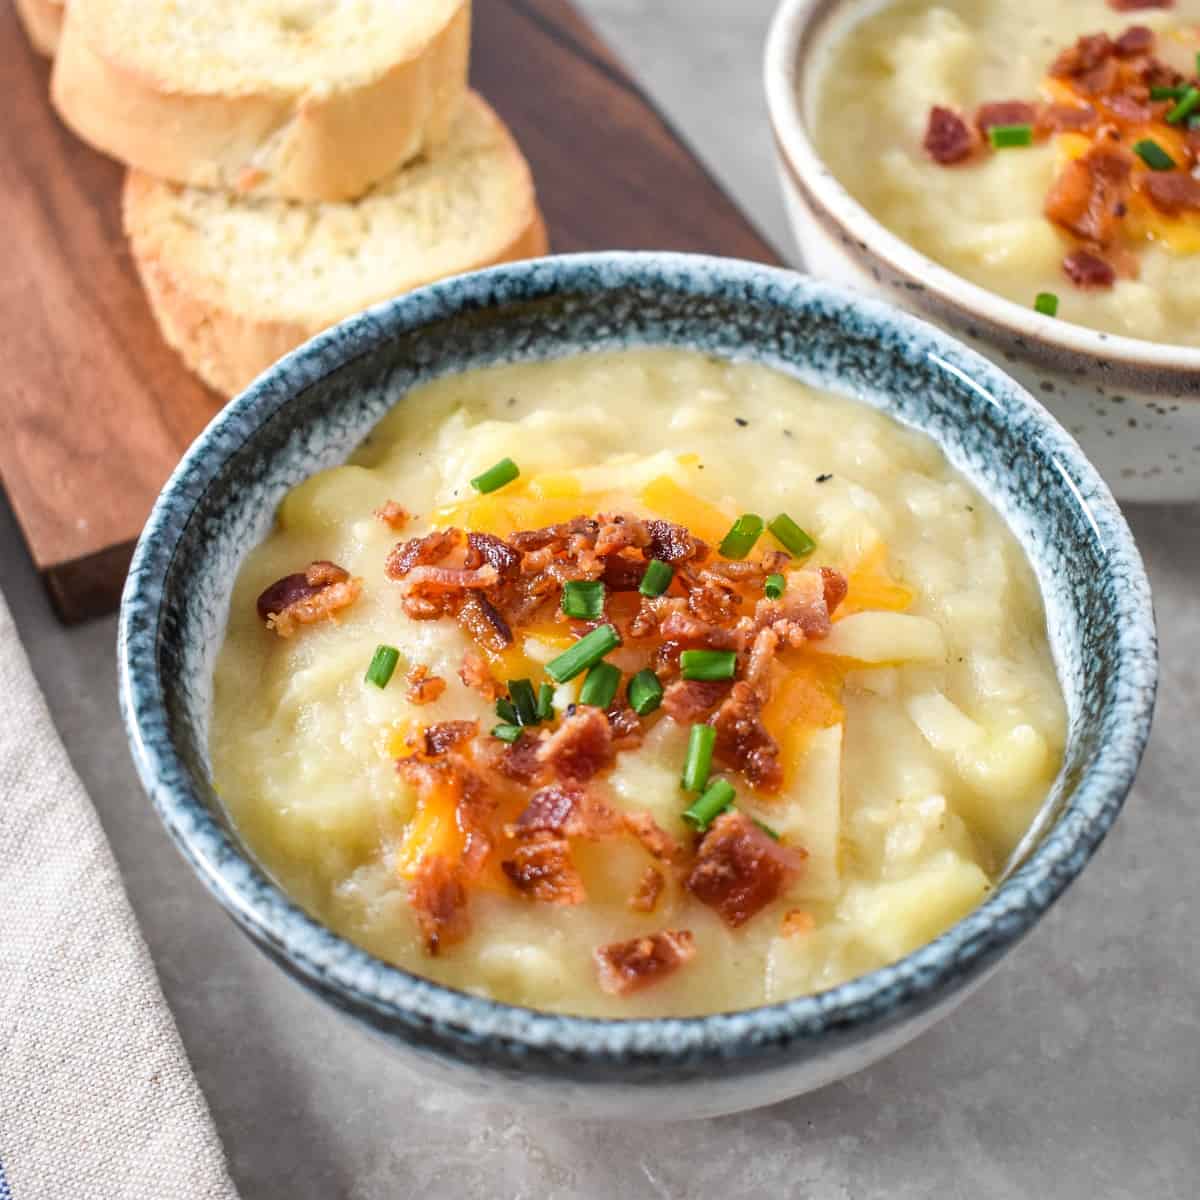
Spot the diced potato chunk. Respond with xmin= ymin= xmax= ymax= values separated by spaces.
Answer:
xmin=812 ymin=612 xmax=946 ymax=663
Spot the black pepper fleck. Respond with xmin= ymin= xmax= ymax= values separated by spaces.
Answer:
xmin=816 ymin=473 xmax=833 ymax=483
xmin=735 ymin=417 xmax=749 ymax=427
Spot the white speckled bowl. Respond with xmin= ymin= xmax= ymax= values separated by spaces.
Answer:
xmin=765 ymin=0 xmax=1200 ymax=503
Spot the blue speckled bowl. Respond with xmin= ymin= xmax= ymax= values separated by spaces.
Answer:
xmin=118 ymin=253 xmax=1157 ymax=1120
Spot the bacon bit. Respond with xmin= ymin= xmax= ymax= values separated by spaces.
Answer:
xmin=422 ymin=720 xmax=477 ymax=756
xmin=711 ymin=681 xmax=783 ymax=793
xmin=782 ymin=909 xmax=816 ymax=936
xmin=744 ymin=625 xmax=780 ymax=691
xmin=385 ymin=529 xmax=460 ymax=579
xmin=595 ymin=513 xmax=651 ymax=556
xmin=457 ymin=592 xmax=513 ymax=652
xmin=409 ymin=855 xmax=469 ymax=955
xmin=659 ymin=610 xmax=740 ymax=650
xmin=645 ymin=518 xmax=706 ymax=564
xmin=406 ymin=664 xmax=447 ymax=705
xmin=623 ymin=811 xmax=687 ymax=865
xmin=1037 ymin=103 xmax=1099 ymax=135
xmin=458 ymin=649 xmax=502 ymax=700
xmin=686 ymin=575 xmax=742 ymax=624
xmin=536 ymin=706 xmax=614 ymax=782
xmin=685 ymin=810 xmax=806 ymax=928
xmin=1141 ymin=172 xmax=1200 ymax=215
xmin=1078 ymin=56 xmax=1121 ymax=97
xmin=605 ymin=705 xmax=644 ymax=751
xmin=602 ymin=554 xmax=646 ymax=592
xmin=1063 ymin=247 xmax=1117 ymax=289
xmin=1106 ymin=93 xmax=1153 ymax=122
xmin=465 ymin=532 xmax=521 ymax=576
xmin=257 ymin=561 xmax=362 ymax=637
xmin=375 ymin=501 xmax=411 ymax=530
xmin=508 ymin=782 xmax=620 ymax=839
xmin=629 ymin=867 xmax=666 ymax=913
xmin=702 ymin=551 xmax=791 ymax=583
xmin=496 ymin=731 xmax=548 ymax=784
xmin=1050 ymin=33 xmax=1115 ymax=80
xmin=661 ymin=678 xmax=731 ymax=724
xmin=923 ymin=105 xmax=977 ymax=165
xmin=1113 ymin=25 xmax=1155 ymax=57
xmin=1107 ymin=0 xmax=1173 ymax=11
xmin=1044 ymin=144 xmax=1133 ymax=245
xmin=502 ymin=839 xmax=585 ymax=904
xmin=975 ymin=100 xmax=1037 ymax=135
xmin=820 ymin=566 xmax=849 ymax=617
xmin=594 ymin=930 xmax=696 ymax=996
xmin=403 ymin=564 xmax=500 ymax=591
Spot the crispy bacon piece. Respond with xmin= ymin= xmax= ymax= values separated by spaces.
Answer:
xmin=629 ymin=867 xmax=666 ymax=913
xmin=1044 ymin=144 xmax=1133 ymax=245
xmin=1078 ymin=56 xmax=1120 ymax=96
xmin=923 ymin=106 xmax=976 ymax=165
xmin=406 ymin=664 xmax=447 ymax=705
xmin=496 ymin=731 xmax=548 ymax=784
xmin=686 ymin=575 xmax=742 ymax=624
xmin=509 ymin=516 xmax=599 ymax=552
xmin=602 ymin=554 xmax=647 ymax=592
xmin=820 ymin=566 xmax=849 ymax=617
xmin=398 ymin=755 xmax=496 ymax=878
xmin=661 ymin=678 xmax=730 ymax=724
xmin=465 ymin=532 xmax=521 ymax=576
xmin=1063 ymin=247 xmax=1117 ymax=289
xmin=422 ymin=720 xmax=477 ymax=756
xmin=685 ymin=811 xmax=806 ymax=928
xmin=702 ymin=551 xmax=790 ymax=583
xmin=1141 ymin=171 xmax=1200 ymax=215
xmin=508 ymin=782 xmax=620 ymax=839
xmin=457 ymin=592 xmax=513 ymax=652
xmin=1108 ymin=0 xmax=1173 ymax=11
xmin=375 ymin=500 xmax=411 ymax=530
xmin=1106 ymin=93 xmax=1153 ymax=122
xmin=1113 ymin=25 xmax=1155 ymax=57
xmin=502 ymin=839 xmax=585 ymax=904
xmin=536 ymin=706 xmax=614 ymax=782
xmin=458 ymin=649 xmax=501 ymax=700
xmin=385 ymin=529 xmax=460 ymax=578
xmin=711 ymin=681 xmax=783 ymax=793
xmin=594 ymin=930 xmax=696 ymax=996
xmin=659 ymin=610 xmax=740 ymax=650
xmin=257 ymin=561 xmax=361 ymax=637
xmin=975 ymin=100 xmax=1037 ymax=135
xmin=1036 ymin=103 xmax=1099 ymax=135
xmin=403 ymin=564 xmax=500 ymax=591
xmin=606 ymin=706 xmax=644 ymax=751
xmin=409 ymin=855 xmax=469 ymax=955
xmin=595 ymin=513 xmax=651 ymax=556
xmin=623 ymin=811 xmax=687 ymax=864
xmin=645 ymin=518 xmax=706 ymax=564
xmin=1050 ymin=33 xmax=1115 ymax=80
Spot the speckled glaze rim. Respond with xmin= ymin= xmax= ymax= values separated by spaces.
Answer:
xmin=764 ymin=0 xmax=1200 ymax=387
xmin=119 ymin=252 xmax=1156 ymax=1074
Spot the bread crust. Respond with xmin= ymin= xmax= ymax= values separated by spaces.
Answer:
xmin=14 ymin=0 xmax=64 ymax=57
xmin=52 ymin=1 xmax=470 ymax=201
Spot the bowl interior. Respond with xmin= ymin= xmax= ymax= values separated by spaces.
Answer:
xmin=120 ymin=253 xmax=1155 ymax=1065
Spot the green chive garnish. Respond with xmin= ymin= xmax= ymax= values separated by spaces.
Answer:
xmin=627 ymin=668 xmax=663 ymax=716
xmin=681 ymin=724 xmax=717 ymax=793
xmin=536 ymin=682 xmax=555 ymax=722
xmin=684 ymin=778 xmax=735 ymax=831
xmin=508 ymin=678 xmax=538 ymax=725
xmin=751 ymin=816 xmax=781 ymax=841
xmin=470 ymin=457 xmax=520 ymax=494
xmin=561 ymin=579 xmax=605 ymax=620
xmin=639 ymin=558 xmax=674 ymax=597
xmin=1150 ymin=85 xmax=1188 ymax=101
xmin=1034 ymin=291 xmax=1059 ymax=318
xmin=579 ymin=661 xmax=621 ymax=709
xmin=492 ymin=723 xmax=523 ymax=744
xmin=544 ymin=624 xmax=622 ymax=683
xmin=719 ymin=513 xmax=765 ymax=560
xmin=1134 ymin=139 xmax=1175 ymax=171
xmin=988 ymin=123 xmax=1033 ymax=149
xmin=680 ymin=649 xmax=737 ymax=682
xmin=365 ymin=645 xmax=400 ymax=688
xmin=764 ymin=572 xmax=786 ymax=600
xmin=495 ymin=696 xmax=518 ymax=724
xmin=767 ymin=513 xmax=816 ymax=558
xmin=1167 ymin=87 xmax=1200 ymax=125
xmin=1190 ymin=114 xmax=1200 ymax=131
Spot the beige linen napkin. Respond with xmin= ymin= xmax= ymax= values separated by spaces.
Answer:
xmin=0 ymin=589 xmax=237 ymax=1200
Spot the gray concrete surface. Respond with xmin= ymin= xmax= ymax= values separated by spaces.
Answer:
xmin=2 ymin=2 xmax=1196 ymax=1196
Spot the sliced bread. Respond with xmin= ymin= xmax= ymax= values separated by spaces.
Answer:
xmin=124 ymin=91 xmax=548 ymax=397
xmin=53 ymin=0 xmax=471 ymax=201
xmin=15 ymin=0 xmax=64 ymax=56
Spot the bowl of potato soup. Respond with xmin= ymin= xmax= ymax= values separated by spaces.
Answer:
xmin=119 ymin=252 xmax=1155 ymax=1120
xmin=766 ymin=0 xmax=1200 ymax=501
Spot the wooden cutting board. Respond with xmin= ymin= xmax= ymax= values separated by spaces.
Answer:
xmin=0 ymin=0 xmax=782 ymax=623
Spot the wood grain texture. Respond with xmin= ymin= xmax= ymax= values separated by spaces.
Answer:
xmin=0 ymin=0 xmax=781 ymax=623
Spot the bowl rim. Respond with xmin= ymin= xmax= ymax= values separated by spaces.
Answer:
xmin=119 ymin=251 xmax=1157 ymax=1070
xmin=763 ymin=0 xmax=1200 ymax=377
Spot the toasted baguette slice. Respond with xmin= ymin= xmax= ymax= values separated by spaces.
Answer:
xmin=15 ymin=0 xmax=64 ymax=56
xmin=125 ymin=92 xmax=548 ymax=397
xmin=53 ymin=0 xmax=470 ymax=201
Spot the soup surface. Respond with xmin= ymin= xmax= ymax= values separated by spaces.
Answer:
xmin=211 ymin=349 xmax=1066 ymax=1017
xmin=815 ymin=0 xmax=1200 ymax=346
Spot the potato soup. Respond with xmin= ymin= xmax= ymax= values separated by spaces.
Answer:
xmin=210 ymin=349 xmax=1066 ymax=1017
xmin=815 ymin=0 xmax=1200 ymax=346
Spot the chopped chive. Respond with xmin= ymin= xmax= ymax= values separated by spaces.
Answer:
xmin=1190 ymin=114 xmax=1200 ymax=131
xmin=627 ymin=668 xmax=664 ymax=716
xmin=683 ymin=778 xmax=735 ymax=831
xmin=1166 ymin=87 xmax=1200 ymax=125
xmin=681 ymin=724 xmax=717 ymax=793
xmin=764 ymin=572 xmax=786 ymax=600
xmin=364 ymin=645 xmax=401 ymax=688
xmin=1133 ymin=139 xmax=1175 ymax=171
xmin=536 ymin=682 xmax=555 ymax=722
xmin=491 ymin=723 xmax=523 ymax=744
xmin=495 ymin=696 xmax=519 ymax=724
xmin=579 ymin=661 xmax=621 ymax=708
xmin=751 ymin=816 xmax=781 ymax=841
xmin=561 ymin=579 xmax=605 ymax=620
xmin=470 ymin=457 xmax=520 ymax=494
xmin=1150 ymin=85 xmax=1188 ymax=101
xmin=544 ymin=624 xmax=622 ymax=683
xmin=639 ymin=558 xmax=674 ymax=597
xmin=1034 ymin=291 xmax=1059 ymax=318
xmin=719 ymin=513 xmax=765 ymax=560
xmin=680 ymin=649 xmax=737 ymax=682
xmin=508 ymin=678 xmax=538 ymax=725
xmin=988 ymin=123 xmax=1033 ymax=149
xmin=767 ymin=512 xmax=817 ymax=558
